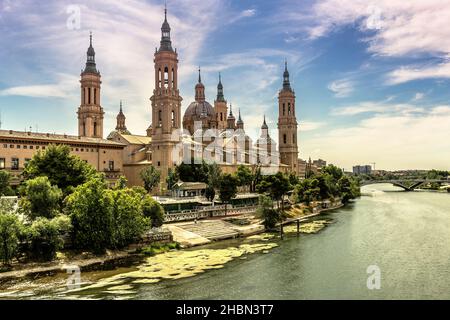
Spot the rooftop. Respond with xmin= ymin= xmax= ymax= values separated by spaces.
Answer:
xmin=0 ymin=130 xmax=125 ymax=147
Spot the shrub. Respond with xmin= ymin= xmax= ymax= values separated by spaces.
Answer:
xmin=0 ymin=212 xmax=24 ymax=266
xmin=20 ymin=176 xmax=62 ymax=220
xmin=66 ymin=176 xmax=114 ymax=254
xmin=109 ymin=188 xmax=149 ymax=248
xmin=142 ymin=195 xmax=165 ymax=228
xmin=24 ymin=216 xmax=70 ymax=261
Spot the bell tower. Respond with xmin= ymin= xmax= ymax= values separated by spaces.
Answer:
xmin=150 ymin=7 xmax=182 ymax=191
xmin=78 ymin=33 xmax=104 ymax=138
xmin=214 ymin=73 xmax=228 ymax=130
xmin=277 ymin=61 xmax=299 ymax=174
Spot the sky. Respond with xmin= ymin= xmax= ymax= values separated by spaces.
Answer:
xmin=0 ymin=0 xmax=450 ymax=171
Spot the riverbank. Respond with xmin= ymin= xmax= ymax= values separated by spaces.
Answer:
xmin=0 ymin=199 xmax=344 ymax=289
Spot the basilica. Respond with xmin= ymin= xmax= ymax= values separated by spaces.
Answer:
xmin=108 ymin=9 xmax=300 ymax=192
xmin=0 ymin=9 xmax=301 ymax=194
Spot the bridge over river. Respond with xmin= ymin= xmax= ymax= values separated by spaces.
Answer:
xmin=360 ymin=179 xmax=449 ymax=191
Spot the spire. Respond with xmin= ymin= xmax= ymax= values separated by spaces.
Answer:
xmin=236 ymin=108 xmax=244 ymax=129
xmin=229 ymin=103 xmax=234 ymax=117
xmin=282 ymin=59 xmax=291 ymax=91
xmin=261 ymin=115 xmax=268 ymax=129
xmin=83 ymin=32 xmax=98 ymax=74
xmin=195 ymin=66 xmax=205 ymax=102
xmin=159 ymin=5 xmax=173 ymax=52
xmin=116 ymin=100 xmax=128 ymax=132
xmin=216 ymin=72 xmax=225 ymax=102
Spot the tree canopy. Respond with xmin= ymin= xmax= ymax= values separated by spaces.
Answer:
xmin=22 ymin=144 xmax=96 ymax=195
xmin=140 ymin=166 xmax=161 ymax=193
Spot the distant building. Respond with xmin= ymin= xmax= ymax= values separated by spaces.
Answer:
xmin=313 ymin=159 xmax=327 ymax=168
xmin=353 ymin=165 xmax=372 ymax=175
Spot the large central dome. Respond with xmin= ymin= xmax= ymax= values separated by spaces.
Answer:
xmin=183 ymin=101 xmax=216 ymax=135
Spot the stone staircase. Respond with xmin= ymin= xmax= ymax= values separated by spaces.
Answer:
xmin=179 ymin=220 xmax=239 ymax=241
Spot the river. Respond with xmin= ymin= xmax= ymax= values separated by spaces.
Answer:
xmin=2 ymin=184 xmax=450 ymax=300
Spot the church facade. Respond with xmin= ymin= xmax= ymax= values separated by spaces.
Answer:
xmin=108 ymin=9 xmax=300 ymax=193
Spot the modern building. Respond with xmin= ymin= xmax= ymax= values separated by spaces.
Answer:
xmin=353 ymin=165 xmax=372 ymax=175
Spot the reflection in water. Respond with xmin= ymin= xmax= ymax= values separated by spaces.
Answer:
xmin=2 ymin=184 xmax=450 ymax=299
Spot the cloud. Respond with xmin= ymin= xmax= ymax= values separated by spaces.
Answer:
xmin=302 ymin=104 xmax=450 ymax=170
xmin=229 ymin=9 xmax=256 ymax=23
xmin=0 ymin=0 xmax=224 ymax=135
xmin=386 ymin=62 xmax=450 ymax=85
xmin=279 ymin=0 xmax=450 ymax=85
xmin=412 ymin=92 xmax=425 ymax=101
xmin=328 ymin=79 xmax=354 ymax=98
xmin=331 ymin=101 xmax=425 ymax=116
xmin=0 ymin=73 xmax=78 ymax=98
xmin=300 ymin=121 xmax=325 ymax=132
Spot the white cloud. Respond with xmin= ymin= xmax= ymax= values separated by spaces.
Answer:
xmin=302 ymin=104 xmax=450 ymax=170
xmin=412 ymin=92 xmax=425 ymax=101
xmin=0 ymin=0 xmax=224 ymax=135
xmin=300 ymin=121 xmax=325 ymax=132
xmin=328 ymin=79 xmax=354 ymax=98
xmin=0 ymin=73 xmax=78 ymax=98
xmin=331 ymin=101 xmax=425 ymax=116
xmin=387 ymin=62 xmax=450 ymax=85
xmin=281 ymin=0 xmax=450 ymax=84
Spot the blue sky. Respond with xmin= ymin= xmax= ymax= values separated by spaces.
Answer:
xmin=1 ymin=0 xmax=450 ymax=170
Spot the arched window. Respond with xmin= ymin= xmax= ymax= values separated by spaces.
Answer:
xmin=94 ymin=88 xmax=97 ymax=104
xmin=164 ymin=67 xmax=169 ymax=89
xmin=83 ymin=122 xmax=86 ymax=136
xmin=94 ymin=122 xmax=97 ymax=136
xmin=293 ymin=134 xmax=296 ymax=143
xmin=158 ymin=110 xmax=162 ymax=126
xmin=220 ymin=112 xmax=223 ymax=121
xmin=171 ymin=68 xmax=175 ymax=88
xmin=88 ymin=87 xmax=91 ymax=104
xmin=158 ymin=68 xmax=162 ymax=88
xmin=283 ymin=134 xmax=287 ymax=144
xmin=171 ymin=110 xmax=175 ymax=127
xmin=288 ymin=103 xmax=291 ymax=115
xmin=283 ymin=103 xmax=285 ymax=116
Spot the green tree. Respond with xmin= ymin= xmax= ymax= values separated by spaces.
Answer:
xmin=338 ymin=175 xmax=361 ymax=204
xmin=24 ymin=215 xmax=70 ymax=261
xmin=257 ymin=195 xmax=280 ymax=229
xmin=235 ymin=165 xmax=253 ymax=191
xmin=166 ymin=168 xmax=179 ymax=191
xmin=294 ymin=178 xmax=320 ymax=205
xmin=109 ymin=189 xmax=149 ymax=247
xmin=115 ymin=176 xmax=128 ymax=190
xmin=218 ymin=173 xmax=238 ymax=215
xmin=206 ymin=162 xmax=222 ymax=189
xmin=20 ymin=176 xmax=63 ymax=220
xmin=0 ymin=211 xmax=23 ymax=266
xmin=175 ymin=160 xmax=209 ymax=183
xmin=140 ymin=166 xmax=161 ymax=193
xmin=142 ymin=195 xmax=165 ymax=228
xmin=321 ymin=164 xmax=344 ymax=181
xmin=256 ymin=172 xmax=291 ymax=213
xmin=205 ymin=185 xmax=216 ymax=202
xmin=22 ymin=144 xmax=96 ymax=195
xmin=66 ymin=176 xmax=114 ymax=253
xmin=0 ymin=171 xmax=14 ymax=196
